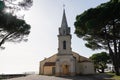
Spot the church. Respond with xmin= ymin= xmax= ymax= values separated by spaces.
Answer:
xmin=39 ymin=9 xmax=95 ymax=76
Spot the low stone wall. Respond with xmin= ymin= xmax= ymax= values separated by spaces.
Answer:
xmin=0 ymin=74 xmax=27 ymax=79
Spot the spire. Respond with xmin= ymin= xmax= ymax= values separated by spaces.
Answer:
xmin=59 ymin=7 xmax=70 ymax=35
xmin=61 ymin=9 xmax=68 ymax=28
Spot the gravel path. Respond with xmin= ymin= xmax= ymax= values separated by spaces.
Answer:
xmin=6 ymin=74 xmax=113 ymax=80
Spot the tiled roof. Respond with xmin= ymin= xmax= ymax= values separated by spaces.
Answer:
xmin=44 ymin=62 xmax=55 ymax=66
xmin=79 ymin=60 xmax=91 ymax=63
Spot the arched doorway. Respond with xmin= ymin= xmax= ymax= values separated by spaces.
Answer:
xmin=62 ymin=64 xmax=69 ymax=75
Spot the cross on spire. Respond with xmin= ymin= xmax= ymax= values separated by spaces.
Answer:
xmin=63 ymin=4 xmax=65 ymax=9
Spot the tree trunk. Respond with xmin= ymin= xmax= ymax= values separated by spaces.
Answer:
xmin=101 ymin=68 xmax=105 ymax=73
xmin=113 ymin=23 xmax=120 ymax=75
xmin=0 ymin=33 xmax=12 ymax=47
xmin=114 ymin=66 xmax=119 ymax=75
xmin=97 ymin=69 xmax=102 ymax=73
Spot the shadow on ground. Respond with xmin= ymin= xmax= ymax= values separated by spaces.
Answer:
xmin=57 ymin=73 xmax=114 ymax=80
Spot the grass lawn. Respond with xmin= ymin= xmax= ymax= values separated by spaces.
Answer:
xmin=107 ymin=72 xmax=120 ymax=80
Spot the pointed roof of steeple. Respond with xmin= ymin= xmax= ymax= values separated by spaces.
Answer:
xmin=61 ymin=9 xmax=68 ymax=28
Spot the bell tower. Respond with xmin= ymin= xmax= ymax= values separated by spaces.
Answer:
xmin=56 ymin=9 xmax=75 ymax=76
xmin=58 ymin=9 xmax=72 ymax=55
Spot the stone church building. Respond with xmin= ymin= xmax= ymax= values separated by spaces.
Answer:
xmin=39 ymin=9 xmax=95 ymax=76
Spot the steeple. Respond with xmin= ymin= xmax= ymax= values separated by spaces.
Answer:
xmin=61 ymin=9 xmax=68 ymax=28
xmin=59 ymin=9 xmax=70 ymax=36
xmin=58 ymin=8 xmax=72 ymax=55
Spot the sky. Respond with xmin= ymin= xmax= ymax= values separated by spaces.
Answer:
xmin=0 ymin=0 xmax=110 ymax=74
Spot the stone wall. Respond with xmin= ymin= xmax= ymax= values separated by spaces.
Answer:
xmin=39 ymin=54 xmax=57 ymax=75
xmin=43 ymin=66 xmax=55 ymax=75
xmin=79 ymin=62 xmax=95 ymax=74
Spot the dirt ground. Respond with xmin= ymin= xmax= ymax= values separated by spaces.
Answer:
xmin=6 ymin=73 xmax=115 ymax=80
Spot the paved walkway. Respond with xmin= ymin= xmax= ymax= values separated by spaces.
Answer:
xmin=6 ymin=74 xmax=113 ymax=80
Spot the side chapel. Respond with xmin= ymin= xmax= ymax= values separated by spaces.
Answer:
xmin=39 ymin=9 xmax=95 ymax=76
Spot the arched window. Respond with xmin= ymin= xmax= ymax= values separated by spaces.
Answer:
xmin=63 ymin=41 xmax=66 ymax=49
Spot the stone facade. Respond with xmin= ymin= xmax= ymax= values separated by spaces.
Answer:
xmin=56 ymin=54 xmax=76 ymax=76
xmin=39 ymin=9 xmax=95 ymax=76
xmin=39 ymin=52 xmax=95 ymax=76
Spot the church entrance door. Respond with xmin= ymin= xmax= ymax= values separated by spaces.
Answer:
xmin=62 ymin=65 xmax=69 ymax=75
